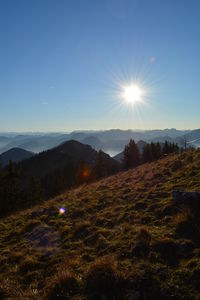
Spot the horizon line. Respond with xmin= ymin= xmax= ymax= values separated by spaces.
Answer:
xmin=0 ymin=127 xmax=199 ymax=134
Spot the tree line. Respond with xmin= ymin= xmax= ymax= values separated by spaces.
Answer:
xmin=123 ymin=140 xmax=180 ymax=169
xmin=0 ymin=161 xmax=43 ymax=216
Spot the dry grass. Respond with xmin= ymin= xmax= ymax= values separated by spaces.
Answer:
xmin=84 ymin=255 xmax=125 ymax=299
xmin=44 ymin=269 xmax=80 ymax=299
xmin=0 ymin=149 xmax=200 ymax=299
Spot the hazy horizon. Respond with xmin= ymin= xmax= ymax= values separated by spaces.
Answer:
xmin=0 ymin=127 xmax=198 ymax=134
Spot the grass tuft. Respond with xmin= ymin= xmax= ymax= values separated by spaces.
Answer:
xmin=44 ymin=269 xmax=80 ymax=300
xmin=84 ymin=256 xmax=125 ymax=299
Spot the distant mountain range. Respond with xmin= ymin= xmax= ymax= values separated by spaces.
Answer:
xmin=0 ymin=128 xmax=199 ymax=156
xmin=0 ymin=148 xmax=34 ymax=167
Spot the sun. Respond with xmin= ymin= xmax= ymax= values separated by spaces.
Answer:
xmin=122 ymin=84 xmax=143 ymax=105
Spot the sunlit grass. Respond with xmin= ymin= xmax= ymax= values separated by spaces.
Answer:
xmin=0 ymin=149 xmax=200 ymax=298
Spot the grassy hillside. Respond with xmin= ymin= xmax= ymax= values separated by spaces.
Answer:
xmin=0 ymin=149 xmax=200 ymax=299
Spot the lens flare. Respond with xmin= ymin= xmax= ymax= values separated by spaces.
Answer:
xmin=59 ymin=207 xmax=66 ymax=215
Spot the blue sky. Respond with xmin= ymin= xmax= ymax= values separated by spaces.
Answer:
xmin=0 ymin=0 xmax=199 ymax=131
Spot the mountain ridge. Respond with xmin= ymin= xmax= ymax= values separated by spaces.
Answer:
xmin=0 ymin=129 xmax=195 ymax=155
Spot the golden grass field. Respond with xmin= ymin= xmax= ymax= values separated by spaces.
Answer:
xmin=0 ymin=149 xmax=200 ymax=299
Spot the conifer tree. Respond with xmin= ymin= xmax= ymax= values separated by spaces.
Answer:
xmin=142 ymin=144 xmax=153 ymax=163
xmin=95 ymin=150 xmax=106 ymax=179
xmin=4 ymin=160 xmax=21 ymax=212
xmin=155 ymin=142 xmax=162 ymax=159
xmin=123 ymin=139 xmax=140 ymax=169
xmin=27 ymin=175 xmax=43 ymax=206
xmin=163 ymin=141 xmax=170 ymax=154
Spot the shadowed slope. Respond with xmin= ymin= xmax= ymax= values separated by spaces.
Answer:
xmin=18 ymin=140 xmax=119 ymax=179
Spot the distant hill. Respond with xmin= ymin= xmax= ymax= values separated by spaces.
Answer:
xmin=0 ymin=133 xmax=70 ymax=154
xmin=1 ymin=148 xmax=200 ymax=299
xmin=113 ymin=151 xmax=123 ymax=162
xmin=16 ymin=140 xmax=120 ymax=198
xmin=18 ymin=140 xmax=119 ymax=179
xmin=0 ymin=136 xmax=11 ymax=147
xmin=0 ymin=148 xmax=34 ymax=167
xmin=184 ymin=129 xmax=200 ymax=147
xmin=81 ymin=136 xmax=103 ymax=150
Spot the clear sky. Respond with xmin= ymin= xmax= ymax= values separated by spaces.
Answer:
xmin=0 ymin=0 xmax=200 ymax=132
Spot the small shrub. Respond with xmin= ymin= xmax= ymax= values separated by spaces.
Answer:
xmin=84 ymin=256 xmax=125 ymax=299
xmin=44 ymin=270 xmax=79 ymax=299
